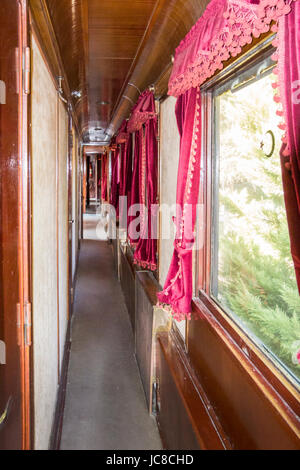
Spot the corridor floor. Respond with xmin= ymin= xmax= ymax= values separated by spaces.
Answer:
xmin=60 ymin=219 xmax=162 ymax=450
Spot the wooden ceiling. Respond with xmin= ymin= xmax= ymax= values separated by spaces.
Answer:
xmin=30 ymin=0 xmax=210 ymax=143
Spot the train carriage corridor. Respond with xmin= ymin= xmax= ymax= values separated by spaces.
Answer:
xmin=60 ymin=215 xmax=162 ymax=450
xmin=0 ymin=0 xmax=299 ymax=451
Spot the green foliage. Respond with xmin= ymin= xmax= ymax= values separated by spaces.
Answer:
xmin=216 ymin=73 xmax=300 ymax=382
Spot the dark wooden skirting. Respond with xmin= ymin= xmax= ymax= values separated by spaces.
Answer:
xmin=156 ymin=331 xmax=231 ymax=450
xmin=49 ymin=319 xmax=72 ymax=450
xmin=119 ymin=244 xmax=136 ymax=331
xmin=111 ymin=237 xmax=119 ymax=278
xmin=49 ymin=247 xmax=80 ymax=450
xmin=135 ymin=271 xmax=160 ymax=410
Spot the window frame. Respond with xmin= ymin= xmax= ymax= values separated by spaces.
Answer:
xmin=195 ymin=34 xmax=300 ymax=408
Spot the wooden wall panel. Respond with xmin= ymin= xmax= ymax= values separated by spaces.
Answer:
xmin=120 ymin=245 xmax=135 ymax=332
xmin=156 ymin=332 xmax=230 ymax=450
xmin=188 ymin=300 xmax=300 ymax=449
xmin=111 ymin=235 xmax=119 ymax=279
xmin=135 ymin=271 xmax=159 ymax=410
xmin=156 ymin=334 xmax=201 ymax=450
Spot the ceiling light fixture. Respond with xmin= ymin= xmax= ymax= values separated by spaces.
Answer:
xmin=97 ymin=100 xmax=110 ymax=106
xmin=72 ymin=90 xmax=82 ymax=99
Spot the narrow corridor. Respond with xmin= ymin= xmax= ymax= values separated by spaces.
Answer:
xmin=2 ymin=0 xmax=299 ymax=451
xmin=60 ymin=219 xmax=162 ymax=450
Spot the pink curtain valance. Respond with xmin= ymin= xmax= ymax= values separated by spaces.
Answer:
xmin=127 ymin=90 xmax=157 ymax=133
xmin=116 ymin=120 xmax=130 ymax=144
xmin=168 ymin=0 xmax=297 ymax=98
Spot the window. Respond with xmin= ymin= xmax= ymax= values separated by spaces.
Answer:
xmin=159 ymin=96 xmax=187 ymax=341
xmin=203 ymin=48 xmax=300 ymax=385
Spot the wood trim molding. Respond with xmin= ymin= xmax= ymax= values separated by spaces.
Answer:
xmin=19 ymin=0 xmax=32 ymax=450
xmin=49 ymin=319 xmax=72 ymax=450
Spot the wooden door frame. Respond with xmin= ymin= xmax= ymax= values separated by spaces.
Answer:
xmin=18 ymin=0 xmax=32 ymax=450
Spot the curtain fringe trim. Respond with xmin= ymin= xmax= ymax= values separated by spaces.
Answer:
xmin=169 ymin=0 xmax=296 ymax=98
xmin=133 ymin=258 xmax=157 ymax=271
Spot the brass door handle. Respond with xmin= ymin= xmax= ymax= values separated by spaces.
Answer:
xmin=0 ymin=396 xmax=12 ymax=430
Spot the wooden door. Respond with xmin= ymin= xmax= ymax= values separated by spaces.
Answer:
xmin=0 ymin=0 xmax=31 ymax=450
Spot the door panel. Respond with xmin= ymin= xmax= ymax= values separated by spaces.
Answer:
xmin=0 ymin=0 xmax=30 ymax=450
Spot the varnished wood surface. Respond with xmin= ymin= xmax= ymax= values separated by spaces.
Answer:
xmin=0 ymin=0 xmax=22 ymax=450
xmin=156 ymin=331 xmax=230 ymax=450
xmin=29 ymin=0 xmax=211 ymax=141
xmin=135 ymin=272 xmax=155 ymax=410
xmin=188 ymin=297 xmax=300 ymax=449
xmin=120 ymin=245 xmax=136 ymax=332
xmin=41 ymin=0 xmax=157 ymax=142
xmin=108 ymin=0 xmax=210 ymax=134
xmin=136 ymin=271 xmax=160 ymax=307
xmin=0 ymin=0 xmax=31 ymax=450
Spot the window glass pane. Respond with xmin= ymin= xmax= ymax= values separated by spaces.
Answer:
xmin=160 ymin=96 xmax=187 ymax=341
xmin=212 ymin=68 xmax=300 ymax=384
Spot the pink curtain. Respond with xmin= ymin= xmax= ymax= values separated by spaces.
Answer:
xmin=278 ymin=1 xmax=300 ymax=290
xmin=127 ymin=90 xmax=157 ymax=133
xmin=114 ymin=120 xmax=132 ymax=221
xmin=116 ymin=120 xmax=129 ymax=145
xmin=119 ymin=132 xmax=133 ymax=225
xmin=127 ymin=90 xmax=158 ymax=270
xmin=128 ymin=129 xmax=142 ymax=245
xmin=157 ymin=87 xmax=201 ymax=320
xmin=133 ymin=117 xmax=158 ymax=271
xmin=101 ymin=153 xmax=108 ymax=201
xmin=110 ymin=148 xmax=120 ymax=215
